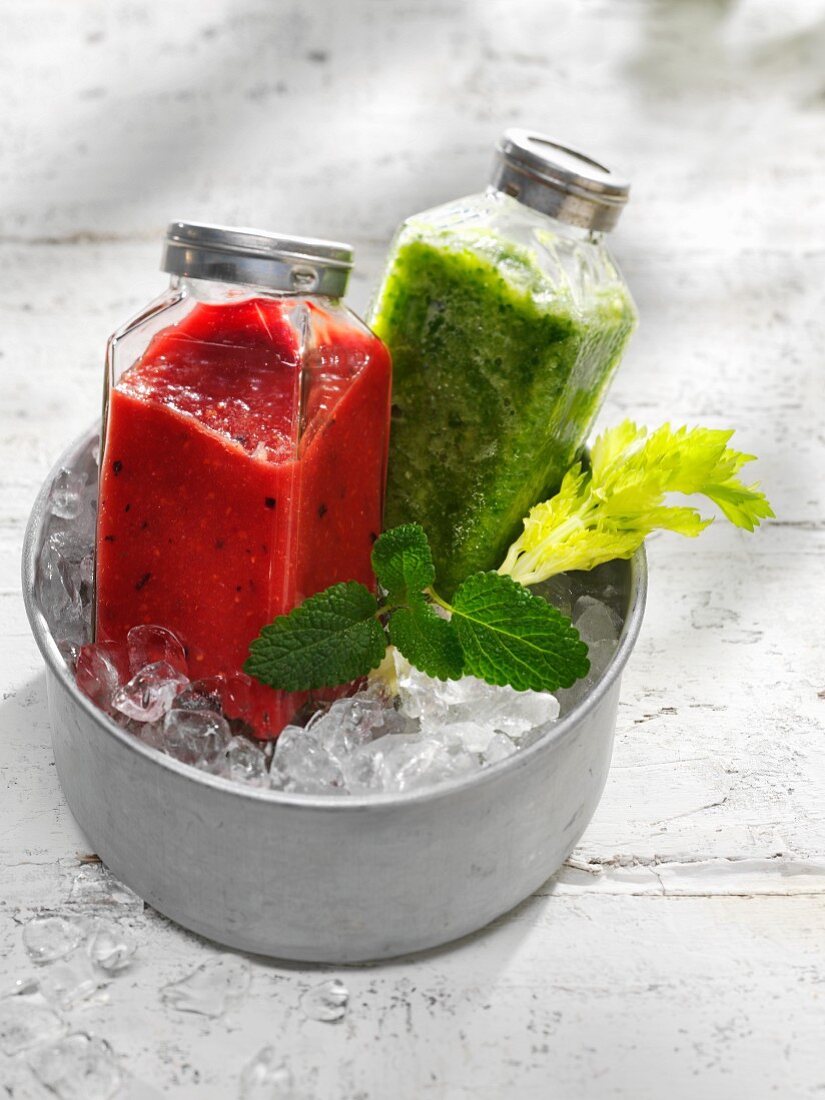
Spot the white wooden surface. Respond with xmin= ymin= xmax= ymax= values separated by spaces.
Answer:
xmin=2 ymin=1 xmax=824 ymax=1096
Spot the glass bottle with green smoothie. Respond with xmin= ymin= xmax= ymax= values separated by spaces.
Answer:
xmin=369 ymin=129 xmax=637 ymax=595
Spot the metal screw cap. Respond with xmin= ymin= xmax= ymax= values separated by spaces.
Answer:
xmin=491 ymin=129 xmax=630 ymax=232
xmin=161 ymin=221 xmax=354 ymax=296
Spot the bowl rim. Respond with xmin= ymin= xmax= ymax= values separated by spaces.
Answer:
xmin=22 ymin=427 xmax=647 ymax=814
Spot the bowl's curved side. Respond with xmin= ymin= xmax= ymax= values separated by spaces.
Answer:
xmin=44 ymin=657 xmax=621 ymax=962
xmin=24 ymin=429 xmax=645 ymax=962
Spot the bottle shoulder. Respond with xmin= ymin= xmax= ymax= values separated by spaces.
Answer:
xmin=381 ymin=190 xmax=635 ymax=324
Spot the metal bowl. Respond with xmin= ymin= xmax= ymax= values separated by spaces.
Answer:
xmin=23 ymin=430 xmax=646 ymax=963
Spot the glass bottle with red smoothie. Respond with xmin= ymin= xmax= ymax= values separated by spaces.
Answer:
xmin=95 ymin=222 xmax=392 ymax=737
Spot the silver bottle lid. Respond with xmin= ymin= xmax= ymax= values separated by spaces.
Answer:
xmin=161 ymin=221 xmax=354 ymax=296
xmin=491 ymin=129 xmax=630 ymax=232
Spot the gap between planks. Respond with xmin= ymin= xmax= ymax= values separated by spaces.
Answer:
xmin=540 ymin=855 xmax=825 ymax=898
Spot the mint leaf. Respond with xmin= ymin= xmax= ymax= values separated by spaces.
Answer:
xmin=371 ymin=523 xmax=435 ymax=602
xmin=450 ymin=572 xmax=589 ymax=692
xmin=388 ymin=598 xmax=464 ymax=681
xmin=245 ymin=581 xmax=386 ymax=691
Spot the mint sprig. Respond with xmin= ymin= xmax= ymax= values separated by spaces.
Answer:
xmin=245 ymin=524 xmax=588 ymax=695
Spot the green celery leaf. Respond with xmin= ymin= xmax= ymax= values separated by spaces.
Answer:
xmin=371 ymin=523 xmax=435 ymax=602
xmin=245 ymin=581 xmax=386 ymax=691
xmin=500 ymin=421 xmax=774 ymax=585
xmin=388 ymin=598 xmax=464 ymax=681
xmin=703 ymin=480 xmax=775 ymax=531
xmin=451 ymin=572 xmax=590 ymax=692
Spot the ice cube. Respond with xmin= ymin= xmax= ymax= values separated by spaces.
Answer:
xmin=382 ymin=737 xmax=478 ymax=793
xmin=487 ymin=685 xmax=558 ymax=739
xmin=75 ymin=645 xmax=124 ymax=711
xmin=175 ymin=676 xmax=225 ymax=713
xmin=271 ymin=726 xmax=344 ymax=794
xmin=50 ymin=467 xmax=88 ymax=521
xmin=87 ymin=922 xmax=137 ymax=973
xmin=239 ymin=1047 xmax=295 ymax=1099
xmin=272 ymin=723 xmax=303 ymax=745
xmin=135 ymin=720 xmax=167 ymax=752
xmin=328 ymin=692 xmax=390 ymax=735
xmin=435 ymin=719 xmax=495 ymax=754
xmin=555 ymin=637 xmax=618 ymax=714
xmin=37 ymin=538 xmax=85 ymax=642
xmin=112 ymin=661 xmax=189 ymax=723
xmin=306 ymin=695 xmax=388 ymax=765
xmin=299 ymin=978 xmax=348 ymax=1023
xmin=0 ymin=994 xmax=66 ymax=1055
xmin=431 ymin=676 xmax=486 ymax=708
xmin=23 ymin=916 xmax=87 ymax=964
xmin=126 ymin=624 xmax=187 ymax=676
xmin=67 ymin=864 xmax=144 ymax=915
xmin=478 ymin=680 xmax=549 ymax=734
xmin=222 ymin=671 xmax=256 ymax=724
xmin=28 ymin=1032 xmax=122 ymax=1100
xmin=340 ymin=740 xmax=389 ymax=794
xmin=587 ymin=637 xmax=618 ymax=679
xmin=161 ymin=709 xmax=231 ymax=766
xmin=483 ymin=732 xmax=517 ymax=764
xmin=161 ymin=955 xmax=250 ymax=1018
xmin=58 ymin=639 xmax=81 ymax=671
xmin=392 ymin=652 xmax=558 ymax=745
xmin=392 ymin=654 xmax=448 ymax=724
xmin=572 ymin=595 xmax=622 ymax=644
xmin=532 ymin=573 xmax=577 ymax=618
xmin=212 ymin=736 xmax=269 ymax=785
xmin=80 ymin=553 xmax=95 ymax=587
xmin=47 ymin=522 xmax=94 ymax=567
xmin=38 ymin=948 xmax=107 ymax=1010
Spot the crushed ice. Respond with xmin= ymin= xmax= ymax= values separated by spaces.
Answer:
xmin=3 ymin=860 xmax=140 ymax=1096
xmin=37 ymin=948 xmax=108 ymax=1010
xmin=23 ymin=916 xmax=87 ymax=964
xmin=67 ymin=863 xmax=144 ymax=914
xmin=87 ymin=922 xmax=138 ymax=973
xmin=35 ymin=437 xmax=626 ymax=796
xmin=160 ymin=955 xmax=251 ymax=1018
xmin=0 ymin=994 xmax=66 ymax=1056
xmin=28 ymin=1032 xmax=123 ymax=1100
xmin=112 ymin=661 xmax=190 ymax=723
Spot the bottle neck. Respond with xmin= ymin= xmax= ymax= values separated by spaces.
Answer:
xmin=489 ymin=138 xmax=626 ymax=233
xmin=484 ymin=187 xmax=604 ymax=245
xmin=172 ymin=276 xmax=338 ymax=305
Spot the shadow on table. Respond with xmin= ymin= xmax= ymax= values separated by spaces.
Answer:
xmin=235 ymin=886 xmax=558 ymax=976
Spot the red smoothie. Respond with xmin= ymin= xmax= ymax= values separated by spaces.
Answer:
xmin=95 ymin=295 xmax=391 ymax=736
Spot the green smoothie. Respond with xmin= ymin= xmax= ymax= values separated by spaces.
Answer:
xmin=369 ymin=225 xmax=636 ymax=595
